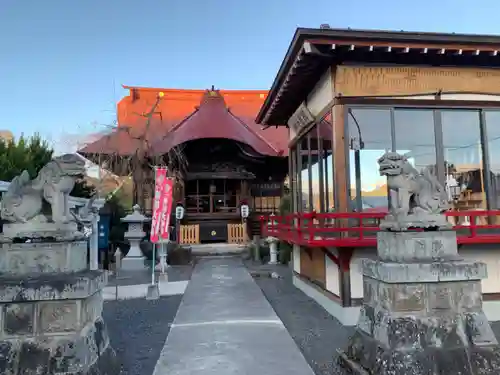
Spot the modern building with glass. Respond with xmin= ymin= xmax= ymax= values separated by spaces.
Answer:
xmin=257 ymin=27 xmax=500 ymax=325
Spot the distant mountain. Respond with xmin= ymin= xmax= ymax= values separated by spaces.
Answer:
xmin=350 ymin=184 xmax=387 ymax=197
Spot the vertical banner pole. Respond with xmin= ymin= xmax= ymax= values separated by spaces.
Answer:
xmin=151 ymin=166 xmax=157 ymax=286
xmin=149 ymin=165 xmax=173 ymax=286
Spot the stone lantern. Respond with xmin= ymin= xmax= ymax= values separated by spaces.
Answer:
xmin=120 ymin=204 xmax=151 ymax=270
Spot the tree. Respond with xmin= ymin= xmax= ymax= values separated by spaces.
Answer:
xmin=79 ymin=92 xmax=185 ymax=210
xmin=70 ymin=178 xmax=96 ymax=199
xmin=0 ymin=134 xmax=95 ymax=198
xmin=0 ymin=134 xmax=52 ymax=182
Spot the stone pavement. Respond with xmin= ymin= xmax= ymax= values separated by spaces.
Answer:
xmin=152 ymin=257 xmax=315 ymax=375
xmin=103 ymin=266 xmax=193 ymax=300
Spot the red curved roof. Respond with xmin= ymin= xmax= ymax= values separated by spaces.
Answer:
xmin=150 ymin=90 xmax=279 ymax=156
xmin=79 ymin=87 xmax=288 ymax=157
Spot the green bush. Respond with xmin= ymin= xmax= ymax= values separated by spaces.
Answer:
xmin=259 ymin=244 xmax=270 ymax=263
xmin=279 ymin=193 xmax=292 ymax=215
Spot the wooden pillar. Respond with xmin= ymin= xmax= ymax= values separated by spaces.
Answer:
xmin=241 ymin=180 xmax=249 ymax=199
xmin=317 ymin=124 xmax=325 ymax=213
xmin=332 ymin=104 xmax=348 ymax=212
xmin=290 ymin=148 xmax=298 ymax=213
xmin=338 ymin=248 xmax=354 ymax=307
xmin=307 ymin=132 xmax=313 ymax=210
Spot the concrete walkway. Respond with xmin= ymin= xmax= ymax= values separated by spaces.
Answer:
xmin=152 ymin=257 xmax=315 ymax=375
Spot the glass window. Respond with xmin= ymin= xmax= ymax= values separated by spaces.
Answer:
xmin=306 ymin=125 xmax=322 ymax=212
xmin=394 ymin=109 xmax=436 ymax=174
xmin=318 ymin=116 xmax=334 ymax=212
xmin=348 ymin=108 xmax=391 ymax=212
xmin=289 ymin=115 xmax=334 ymax=214
xmin=288 ymin=147 xmax=297 ymax=213
xmin=300 ymin=135 xmax=312 ymax=212
xmin=442 ymin=110 xmax=484 ymax=210
xmin=324 ymin=147 xmax=334 ymax=212
xmin=296 ymin=141 xmax=304 ymax=212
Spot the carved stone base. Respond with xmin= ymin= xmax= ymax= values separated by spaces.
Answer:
xmin=0 ymin=271 xmax=119 ymax=374
xmin=0 ymin=318 xmax=119 ymax=374
xmin=0 ymin=240 xmax=89 ymax=275
xmin=339 ymin=229 xmax=500 ymax=374
xmin=380 ymin=213 xmax=451 ymax=231
xmin=338 ymin=343 xmax=500 ymax=375
xmin=339 ymin=303 xmax=500 ymax=375
xmin=121 ymin=255 xmax=147 ymax=270
xmin=339 ymin=259 xmax=500 ymax=373
xmin=2 ymin=221 xmax=83 ymax=241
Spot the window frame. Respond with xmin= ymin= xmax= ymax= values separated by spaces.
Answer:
xmin=344 ymin=104 xmax=500 ymax=211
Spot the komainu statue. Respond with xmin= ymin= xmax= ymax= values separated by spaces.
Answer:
xmin=1 ymin=154 xmax=87 ymax=239
xmin=377 ymin=151 xmax=450 ymax=230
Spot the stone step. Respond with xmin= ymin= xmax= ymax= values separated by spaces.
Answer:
xmin=190 ymin=243 xmax=247 ymax=256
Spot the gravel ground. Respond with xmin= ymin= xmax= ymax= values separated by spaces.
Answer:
xmin=248 ymin=263 xmax=351 ymax=375
xmin=247 ymin=260 xmax=500 ymax=375
xmin=103 ymin=295 xmax=182 ymax=375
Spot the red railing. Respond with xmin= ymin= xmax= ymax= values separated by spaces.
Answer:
xmin=260 ymin=211 xmax=500 ymax=247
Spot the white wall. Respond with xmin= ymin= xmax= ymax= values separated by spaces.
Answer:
xmin=460 ymin=245 xmax=500 ymax=294
xmin=293 ymin=244 xmax=301 ymax=274
xmin=325 ymin=255 xmax=340 ymax=296
xmin=306 ymin=67 xmax=333 ymax=117
xmin=288 ymin=67 xmax=334 ymax=143
xmin=349 ymin=248 xmax=379 ymax=299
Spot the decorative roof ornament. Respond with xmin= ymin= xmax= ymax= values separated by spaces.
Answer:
xmin=208 ymin=85 xmax=219 ymax=97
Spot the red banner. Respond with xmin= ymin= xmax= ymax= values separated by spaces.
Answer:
xmin=150 ymin=168 xmax=174 ymax=243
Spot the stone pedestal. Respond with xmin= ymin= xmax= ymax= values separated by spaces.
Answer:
xmin=121 ymin=249 xmax=146 ymax=270
xmin=120 ymin=205 xmax=150 ymax=271
xmin=339 ymin=230 xmax=500 ymax=375
xmin=0 ymin=240 xmax=119 ymax=374
xmin=267 ymin=237 xmax=279 ymax=265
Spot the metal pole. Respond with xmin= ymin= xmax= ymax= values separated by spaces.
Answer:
xmin=91 ymin=153 xmax=102 ymax=271
xmin=161 ymin=242 xmax=166 ymax=274
xmin=151 ymin=243 xmax=156 ymax=285
xmin=355 ymin=150 xmax=362 ymax=212
xmin=114 ymin=248 xmax=122 ymax=301
xmin=176 ymin=218 xmax=180 ymax=243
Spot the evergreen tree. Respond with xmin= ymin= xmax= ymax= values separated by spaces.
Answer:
xmin=0 ymin=134 xmax=95 ymax=198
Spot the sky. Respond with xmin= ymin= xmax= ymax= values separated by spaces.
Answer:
xmin=2 ymin=0 xmax=500 ymax=155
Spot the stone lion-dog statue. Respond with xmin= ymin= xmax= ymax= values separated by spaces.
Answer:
xmin=377 ymin=151 xmax=450 ymax=230
xmin=1 ymin=154 xmax=87 ymax=225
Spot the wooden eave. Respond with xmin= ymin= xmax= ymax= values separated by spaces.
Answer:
xmin=256 ymin=27 xmax=500 ymax=126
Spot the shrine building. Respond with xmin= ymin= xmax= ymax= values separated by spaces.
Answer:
xmin=80 ymin=87 xmax=288 ymax=244
xmin=257 ymin=27 xmax=500 ymax=325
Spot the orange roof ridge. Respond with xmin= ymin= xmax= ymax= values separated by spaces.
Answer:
xmin=122 ymin=85 xmax=269 ymax=95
